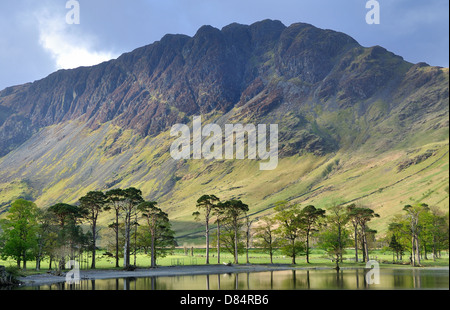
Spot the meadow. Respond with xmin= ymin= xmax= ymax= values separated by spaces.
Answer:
xmin=2 ymin=247 xmax=448 ymax=276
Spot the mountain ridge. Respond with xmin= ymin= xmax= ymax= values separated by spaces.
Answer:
xmin=0 ymin=19 xmax=385 ymax=155
xmin=0 ymin=19 xmax=448 ymax=240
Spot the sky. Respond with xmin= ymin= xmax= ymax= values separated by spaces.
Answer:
xmin=0 ymin=0 xmax=448 ymax=91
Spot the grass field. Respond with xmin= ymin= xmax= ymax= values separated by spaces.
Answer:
xmin=1 ymin=248 xmax=448 ymax=276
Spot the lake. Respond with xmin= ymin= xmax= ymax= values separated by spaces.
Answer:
xmin=17 ymin=268 xmax=449 ymax=290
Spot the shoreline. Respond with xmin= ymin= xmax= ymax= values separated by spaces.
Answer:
xmin=18 ymin=264 xmax=297 ymax=287
xmin=17 ymin=264 xmax=449 ymax=287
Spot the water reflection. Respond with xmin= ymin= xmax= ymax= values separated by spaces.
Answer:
xmin=18 ymin=269 xmax=448 ymax=290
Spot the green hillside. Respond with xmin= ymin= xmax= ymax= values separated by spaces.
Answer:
xmin=0 ymin=117 xmax=447 ymax=245
xmin=0 ymin=21 xmax=448 ymax=246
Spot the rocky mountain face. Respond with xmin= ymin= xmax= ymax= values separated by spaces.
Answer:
xmin=0 ymin=20 xmax=448 ymax=236
xmin=2 ymin=19 xmax=446 ymax=158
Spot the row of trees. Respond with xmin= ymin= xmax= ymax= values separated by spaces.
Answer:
xmin=0 ymin=188 xmax=176 ymax=271
xmin=192 ymin=195 xmax=382 ymax=269
xmin=253 ymin=202 xmax=380 ymax=269
xmin=1 ymin=192 xmax=447 ymax=271
xmin=193 ymin=195 xmax=249 ymax=264
xmin=194 ymin=196 xmax=448 ymax=269
xmin=386 ymin=203 xmax=449 ymax=266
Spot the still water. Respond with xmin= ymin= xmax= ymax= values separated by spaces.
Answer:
xmin=18 ymin=268 xmax=448 ymax=290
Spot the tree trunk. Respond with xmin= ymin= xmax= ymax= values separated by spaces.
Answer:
xmin=115 ymin=210 xmax=120 ymax=268
xmin=362 ymin=224 xmax=369 ymax=262
xmin=338 ymin=223 xmax=343 ymax=264
xmin=415 ymin=233 xmax=421 ymax=265
xmin=246 ymin=229 xmax=250 ymax=264
xmin=306 ymin=231 xmax=310 ymax=264
xmin=205 ymin=218 xmax=210 ymax=265
xmin=123 ymin=213 xmax=131 ymax=269
xmin=91 ymin=221 xmax=97 ymax=269
xmin=59 ymin=257 xmax=65 ymax=272
xmin=234 ymin=228 xmax=239 ymax=264
xmin=151 ymin=230 xmax=156 ymax=268
xmin=291 ymin=239 xmax=296 ymax=265
xmin=22 ymin=250 xmax=27 ymax=271
xmin=423 ymin=241 xmax=428 ymax=260
xmin=134 ymin=211 xmax=138 ymax=267
xmin=217 ymin=221 xmax=221 ymax=264
xmin=411 ymin=235 xmax=416 ymax=266
xmin=36 ymin=256 xmax=41 ymax=271
xmin=353 ymin=224 xmax=358 ymax=262
xmin=363 ymin=233 xmax=369 ymax=262
xmin=432 ymin=236 xmax=437 ymax=262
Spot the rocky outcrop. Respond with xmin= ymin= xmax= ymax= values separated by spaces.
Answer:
xmin=0 ymin=19 xmax=448 ymax=159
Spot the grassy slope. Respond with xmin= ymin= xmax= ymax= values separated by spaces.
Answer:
xmin=169 ymin=141 xmax=449 ymax=245
xmin=0 ymin=115 xmax=449 ymax=243
xmin=0 ymin=122 xmax=448 ymax=246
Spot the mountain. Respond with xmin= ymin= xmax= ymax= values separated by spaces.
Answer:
xmin=0 ymin=20 xmax=448 ymax=243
